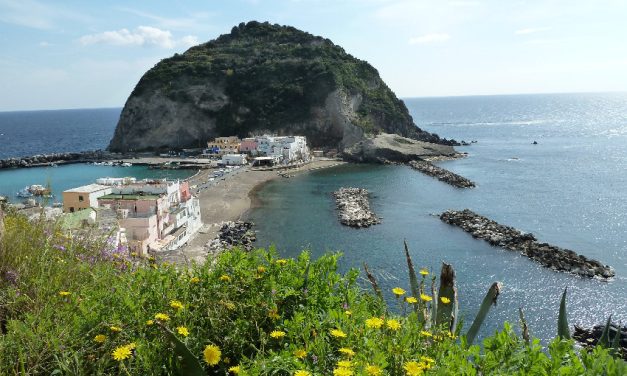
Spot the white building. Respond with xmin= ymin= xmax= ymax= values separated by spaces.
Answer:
xmin=221 ymin=154 xmax=248 ymax=166
xmin=255 ymin=135 xmax=310 ymax=163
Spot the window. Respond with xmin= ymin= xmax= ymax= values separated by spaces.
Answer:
xmin=78 ymin=195 xmax=84 ymax=202
xmin=70 ymin=207 xmax=75 ymax=213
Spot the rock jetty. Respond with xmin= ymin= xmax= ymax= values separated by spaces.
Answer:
xmin=408 ymin=160 xmax=475 ymax=188
xmin=439 ymin=209 xmax=615 ymax=279
xmin=574 ymin=324 xmax=627 ymax=360
xmin=205 ymin=221 xmax=257 ymax=254
xmin=0 ymin=151 xmax=112 ymax=169
xmin=333 ymin=187 xmax=380 ymax=228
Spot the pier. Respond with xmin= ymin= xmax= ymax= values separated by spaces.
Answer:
xmin=439 ymin=209 xmax=614 ymax=279
xmin=333 ymin=187 xmax=380 ymax=228
xmin=408 ymin=159 xmax=475 ymax=188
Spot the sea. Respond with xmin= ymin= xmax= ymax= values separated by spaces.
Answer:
xmin=0 ymin=108 xmax=193 ymax=202
xmin=247 ymin=92 xmax=627 ymax=342
xmin=1 ymin=93 xmax=625 ymax=342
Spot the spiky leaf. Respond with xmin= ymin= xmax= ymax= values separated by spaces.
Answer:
xmin=159 ymin=325 xmax=205 ymax=376
xmin=598 ymin=315 xmax=613 ymax=348
xmin=558 ymin=288 xmax=571 ymax=340
xmin=363 ymin=263 xmax=384 ymax=303
xmin=519 ymin=307 xmax=530 ymax=345
xmin=404 ymin=240 xmax=420 ymax=300
xmin=466 ymin=282 xmax=502 ymax=346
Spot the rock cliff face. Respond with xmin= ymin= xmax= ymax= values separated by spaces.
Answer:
xmin=108 ymin=21 xmax=455 ymax=152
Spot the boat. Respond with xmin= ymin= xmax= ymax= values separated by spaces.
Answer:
xmin=121 ymin=162 xmax=132 ymax=167
xmin=16 ymin=187 xmax=33 ymax=198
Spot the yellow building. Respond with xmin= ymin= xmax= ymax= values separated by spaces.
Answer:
xmin=62 ymin=184 xmax=112 ymax=213
xmin=207 ymin=136 xmax=241 ymax=156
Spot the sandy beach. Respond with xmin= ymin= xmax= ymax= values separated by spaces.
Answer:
xmin=160 ymin=159 xmax=345 ymax=263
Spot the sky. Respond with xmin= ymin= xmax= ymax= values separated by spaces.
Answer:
xmin=1 ymin=0 xmax=626 ymax=111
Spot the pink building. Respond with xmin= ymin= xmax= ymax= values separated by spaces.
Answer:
xmin=179 ymin=181 xmax=191 ymax=202
xmin=239 ymin=138 xmax=258 ymax=154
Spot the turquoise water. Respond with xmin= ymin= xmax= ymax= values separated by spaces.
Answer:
xmin=0 ymin=164 xmax=195 ymax=204
xmin=249 ymin=93 xmax=627 ymax=342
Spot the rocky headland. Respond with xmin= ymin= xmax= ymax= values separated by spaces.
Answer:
xmin=439 ymin=209 xmax=615 ymax=279
xmin=342 ymin=133 xmax=459 ymax=163
xmin=0 ymin=151 xmax=113 ymax=170
xmin=108 ymin=21 xmax=457 ymax=155
xmin=408 ymin=159 xmax=476 ymax=188
xmin=333 ymin=187 xmax=380 ymax=228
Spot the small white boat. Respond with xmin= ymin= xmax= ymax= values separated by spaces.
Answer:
xmin=121 ymin=162 xmax=132 ymax=167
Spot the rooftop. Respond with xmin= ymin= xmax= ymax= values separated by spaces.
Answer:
xmin=63 ymin=184 xmax=110 ymax=193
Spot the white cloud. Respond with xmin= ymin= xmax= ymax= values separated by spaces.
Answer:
xmin=79 ymin=26 xmax=198 ymax=49
xmin=408 ymin=33 xmax=451 ymax=45
xmin=515 ymin=27 xmax=551 ymax=35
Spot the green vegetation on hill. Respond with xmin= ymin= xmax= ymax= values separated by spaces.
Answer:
xmin=0 ymin=211 xmax=624 ymax=375
xmin=110 ymin=21 xmax=453 ymax=151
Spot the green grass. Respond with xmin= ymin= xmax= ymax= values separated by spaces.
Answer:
xmin=0 ymin=211 xmax=624 ymax=375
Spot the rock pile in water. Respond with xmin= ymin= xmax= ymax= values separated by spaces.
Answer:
xmin=205 ymin=221 xmax=256 ymax=253
xmin=439 ymin=209 xmax=615 ymax=279
xmin=408 ymin=160 xmax=475 ymax=188
xmin=0 ymin=151 xmax=112 ymax=169
xmin=574 ymin=324 xmax=627 ymax=360
xmin=333 ymin=187 xmax=380 ymax=228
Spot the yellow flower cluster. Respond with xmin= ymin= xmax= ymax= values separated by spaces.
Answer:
xmin=177 ymin=326 xmax=189 ymax=337
xmin=294 ymin=349 xmax=307 ymax=359
xmin=112 ymin=343 xmax=135 ymax=361
xmin=338 ymin=347 xmax=355 ymax=357
xmin=366 ymin=364 xmax=383 ymax=375
xmin=334 ymin=360 xmax=354 ymax=376
xmin=392 ymin=287 xmax=406 ymax=296
xmin=190 ymin=277 xmax=200 ymax=284
xmin=270 ymin=330 xmax=286 ymax=339
xmin=440 ymin=296 xmax=451 ymax=304
xmin=420 ymin=294 xmax=432 ymax=302
xmin=93 ymin=334 xmax=106 ymax=343
xmin=294 ymin=371 xmax=311 ymax=376
xmin=228 ymin=365 xmax=241 ymax=374
xmin=219 ymin=274 xmax=231 ymax=282
xmin=169 ymin=299 xmax=184 ymax=310
xmin=365 ymin=317 xmax=384 ymax=329
xmin=330 ymin=329 xmax=347 ymax=338
xmin=403 ymin=358 xmax=435 ymax=375
xmin=203 ymin=344 xmax=221 ymax=366
xmin=154 ymin=313 xmax=170 ymax=321
xmin=109 ymin=326 xmax=122 ymax=332
xmin=386 ymin=319 xmax=401 ymax=331
xmin=419 ymin=268 xmax=429 ymax=276
xmin=58 ymin=291 xmax=71 ymax=297
xmin=405 ymin=296 xmax=418 ymax=304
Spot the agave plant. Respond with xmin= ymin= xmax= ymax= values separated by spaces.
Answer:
xmin=364 ymin=240 xmax=502 ymax=345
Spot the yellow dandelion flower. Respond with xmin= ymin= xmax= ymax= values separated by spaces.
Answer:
xmin=276 ymin=259 xmax=288 ymax=265
xmin=228 ymin=365 xmax=241 ymax=374
xmin=177 ymin=326 xmax=189 ymax=337
xmin=337 ymin=360 xmax=352 ymax=368
xmin=58 ymin=291 xmax=71 ymax=297
xmin=440 ymin=296 xmax=451 ymax=304
xmin=420 ymin=294 xmax=432 ymax=302
xmin=109 ymin=326 xmax=122 ymax=332
xmin=154 ymin=313 xmax=170 ymax=321
xmin=270 ymin=330 xmax=286 ymax=339
xmin=386 ymin=319 xmax=401 ymax=331
xmin=345 ymin=310 xmax=352 ymax=316
xmin=333 ymin=367 xmax=354 ymax=376
xmin=169 ymin=299 xmax=184 ymax=310
xmin=146 ymin=319 xmax=154 ymax=326
xmin=365 ymin=317 xmax=384 ymax=329
xmin=190 ymin=277 xmax=200 ymax=284
xmin=392 ymin=287 xmax=406 ymax=296
xmin=366 ymin=365 xmax=383 ymax=376
xmin=421 ymin=356 xmax=435 ymax=364
xmin=405 ymin=296 xmax=418 ymax=304
xmin=404 ymin=361 xmax=424 ymax=376
xmin=126 ymin=342 xmax=137 ymax=350
xmin=339 ymin=347 xmax=355 ymax=357
xmin=330 ymin=329 xmax=347 ymax=338
xmin=294 ymin=349 xmax=307 ymax=359
xmin=203 ymin=344 xmax=221 ymax=366
xmin=419 ymin=269 xmax=429 ymax=276
xmin=219 ymin=274 xmax=231 ymax=282
xmin=294 ymin=371 xmax=311 ymax=376
xmin=112 ymin=345 xmax=132 ymax=361
xmin=93 ymin=334 xmax=106 ymax=343
xmin=257 ymin=266 xmax=266 ymax=273
xmin=420 ymin=330 xmax=433 ymax=338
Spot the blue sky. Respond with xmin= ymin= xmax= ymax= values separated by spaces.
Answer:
xmin=1 ymin=0 xmax=626 ymax=111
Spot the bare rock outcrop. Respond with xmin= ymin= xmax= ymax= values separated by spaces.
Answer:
xmin=343 ymin=133 xmax=458 ymax=163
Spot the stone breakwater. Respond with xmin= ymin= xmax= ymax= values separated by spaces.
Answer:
xmin=574 ymin=324 xmax=627 ymax=360
xmin=205 ymin=221 xmax=257 ymax=254
xmin=0 ymin=151 xmax=113 ymax=169
xmin=333 ymin=187 xmax=380 ymax=228
xmin=408 ymin=160 xmax=475 ymax=188
xmin=439 ymin=209 xmax=615 ymax=279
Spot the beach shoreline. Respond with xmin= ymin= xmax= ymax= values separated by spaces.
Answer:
xmin=160 ymin=159 xmax=345 ymax=263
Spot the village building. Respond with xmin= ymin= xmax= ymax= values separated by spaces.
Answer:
xmin=62 ymin=184 xmax=112 ymax=213
xmin=239 ymin=138 xmax=258 ymax=155
xmin=221 ymin=154 xmax=248 ymax=166
xmin=207 ymin=136 xmax=241 ymax=156
xmin=255 ymin=135 xmax=310 ymax=164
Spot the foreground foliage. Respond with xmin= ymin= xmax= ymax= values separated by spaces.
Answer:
xmin=0 ymin=212 xmax=624 ymax=375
